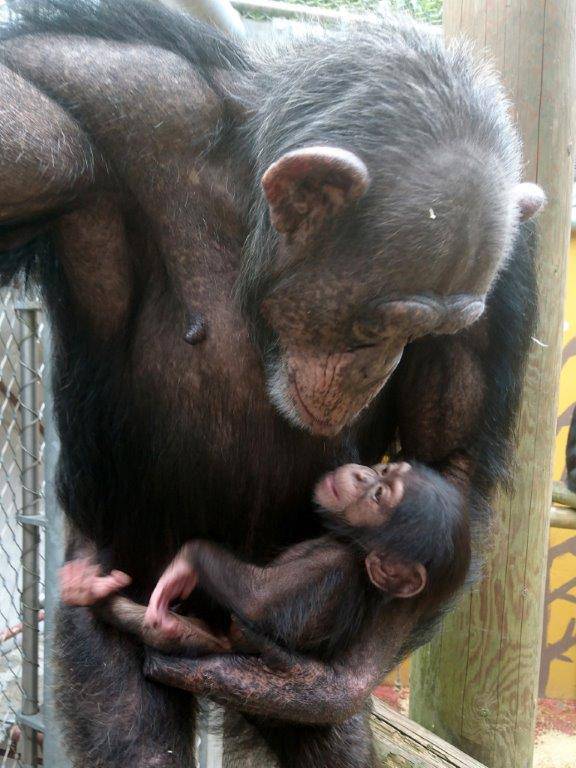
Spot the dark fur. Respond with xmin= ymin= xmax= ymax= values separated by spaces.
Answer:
xmin=5 ymin=0 xmax=251 ymax=77
xmin=239 ymin=22 xmax=520 ymax=315
xmin=0 ymin=2 xmax=537 ymax=766
xmin=183 ymin=462 xmax=470 ymax=658
xmin=323 ymin=464 xmax=470 ymax=612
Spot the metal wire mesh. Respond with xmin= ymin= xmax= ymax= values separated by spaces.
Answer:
xmin=0 ymin=288 xmax=45 ymax=767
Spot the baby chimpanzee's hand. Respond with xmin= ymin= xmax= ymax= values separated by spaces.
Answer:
xmin=60 ymin=559 xmax=131 ymax=606
xmin=144 ymin=545 xmax=198 ymax=633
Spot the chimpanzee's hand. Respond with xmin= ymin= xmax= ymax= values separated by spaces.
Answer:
xmin=143 ymin=649 xmax=373 ymax=725
xmin=144 ymin=544 xmax=198 ymax=632
xmin=143 ymin=584 xmax=413 ymax=724
xmin=60 ymin=558 xmax=131 ymax=607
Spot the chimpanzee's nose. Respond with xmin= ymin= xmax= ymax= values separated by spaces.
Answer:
xmin=353 ymin=470 xmax=372 ymax=484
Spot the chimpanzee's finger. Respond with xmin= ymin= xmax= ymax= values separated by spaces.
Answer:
xmin=109 ymin=570 xmax=132 ymax=587
xmin=91 ymin=573 xmax=130 ymax=600
xmin=145 ymin=572 xmax=194 ymax=626
xmin=144 ymin=592 xmax=170 ymax=628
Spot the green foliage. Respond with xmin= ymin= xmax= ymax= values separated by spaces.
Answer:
xmin=238 ymin=0 xmax=443 ymax=26
xmin=242 ymin=0 xmax=443 ymax=24
xmin=389 ymin=0 xmax=442 ymax=24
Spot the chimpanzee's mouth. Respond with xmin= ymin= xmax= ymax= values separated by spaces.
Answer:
xmin=267 ymin=350 xmax=397 ymax=436
xmin=328 ymin=474 xmax=339 ymax=501
xmin=290 ymin=377 xmax=347 ymax=436
xmin=314 ymin=471 xmax=344 ymax=510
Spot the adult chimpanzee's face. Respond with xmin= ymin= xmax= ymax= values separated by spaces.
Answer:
xmin=258 ymin=146 xmax=545 ymax=436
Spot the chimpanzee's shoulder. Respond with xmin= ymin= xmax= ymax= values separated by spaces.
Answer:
xmin=0 ymin=0 xmax=252 ymax=80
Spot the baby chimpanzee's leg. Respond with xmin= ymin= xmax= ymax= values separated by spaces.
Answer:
xmin=60 ymin=558 xmax=230 ymax=654
xmin=145 ymin=537 xmax=347 ymax=649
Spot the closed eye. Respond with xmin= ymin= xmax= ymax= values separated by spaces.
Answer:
xmin=347 ymin=342 xmax=378 ymax=353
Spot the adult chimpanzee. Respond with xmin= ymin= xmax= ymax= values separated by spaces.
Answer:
xmin=0 ymin=1 xmax=544 ymax=766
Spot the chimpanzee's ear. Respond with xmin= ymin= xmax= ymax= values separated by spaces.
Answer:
xmin=513 ymin=182 xmax=546 ymax=221
xmin=261 ymin=146 xmax=370 ymax=235
xmin=365 ymin=552 xmax=427 ymax=598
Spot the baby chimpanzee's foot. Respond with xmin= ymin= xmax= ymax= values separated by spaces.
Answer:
xmin=60 ymin=558 xmax=131 ymax=606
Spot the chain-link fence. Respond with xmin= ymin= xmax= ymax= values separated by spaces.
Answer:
xmin=0 ymin=290 xmax=45 ymax=767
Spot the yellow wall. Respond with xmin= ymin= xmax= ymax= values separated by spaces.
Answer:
xmin=541 ymin=231 xmax=576 ymax=701
xmin=543 ymin=529 xmax=576 ymax=699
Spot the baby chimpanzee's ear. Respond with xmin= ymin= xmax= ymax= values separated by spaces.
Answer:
xmin=365 ymin=553 xmax=427 ymax=598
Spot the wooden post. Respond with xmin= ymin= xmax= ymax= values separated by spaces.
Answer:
xmin=410 ymin=3 xmax=576 ymax=768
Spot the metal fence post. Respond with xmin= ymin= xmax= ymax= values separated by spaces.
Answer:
xmin=16 ymin=299 xmax=43 ymax=768
xmin=197 ymin=701 xmax=224 ymax=768
xmin=41 ymin=323 xmax=70 ymax=768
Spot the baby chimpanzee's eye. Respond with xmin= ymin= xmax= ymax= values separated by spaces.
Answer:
xmin=374 ymin=486 xmax=383 ymax=502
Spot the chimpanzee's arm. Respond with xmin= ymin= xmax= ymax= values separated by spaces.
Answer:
xmin=195 ymin=538 xmax=346 ymax=619
xmin=393 ymin=333 xmax=485 ymax=498
xmin=148 ymin=538 xmax=349 ymax=638
xmin=144 ymin=604 xmax=415 ymax=724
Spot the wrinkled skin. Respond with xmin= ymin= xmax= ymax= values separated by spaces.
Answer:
xmin=264 ymin=293 xmax=487 ymax=435
xmin=0 ymin=3 xmax=542 ymax=767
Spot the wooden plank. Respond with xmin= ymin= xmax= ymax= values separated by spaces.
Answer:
xmin=410 ymin=3 xmax=576 ymax=768
xmin=550 ymin=481 xmax=576 ymax=528
xmin=219 ymin=698 xmax=487 ymax=767
xmin=372 ymin=699 xmax=487 ymax=768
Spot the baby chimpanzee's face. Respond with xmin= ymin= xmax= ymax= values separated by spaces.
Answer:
xmin=314 ymin=462 xmax=412 ymax=526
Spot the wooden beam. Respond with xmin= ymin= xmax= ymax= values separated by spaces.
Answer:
xmin=372 ymin=699 xmax=487 ymax=768
xmin=410 ymin=3 xmax=576 ymax=767
xmin=550 ymin=505 xmax=576 ymax=531
xmin=161 ymin=0 xmax=246 ymax=35
xmin=552 ymin=479 xmax=576 ymax=509
xmin=221 ymin=699 xmax=489 ymax=767
xmin=550 ymin=481 xmax=576 ymax=528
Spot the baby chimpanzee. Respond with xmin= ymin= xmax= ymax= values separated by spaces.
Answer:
xmin=60 ymin=462 xmax=470 ymax=660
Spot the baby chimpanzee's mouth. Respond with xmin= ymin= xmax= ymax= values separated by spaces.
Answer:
xmin=314 ymin=471 xmax=344 ymax=511
xmin=328 ymin=474 xmax=340 ymax=501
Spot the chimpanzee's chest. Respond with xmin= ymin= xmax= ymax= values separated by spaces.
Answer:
xmin=122 ymin=284 xmax=362 ymax=558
